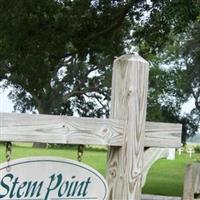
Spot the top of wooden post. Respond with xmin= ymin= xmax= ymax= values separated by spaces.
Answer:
xmin=114 ymin=54 xmax=149 ymax=64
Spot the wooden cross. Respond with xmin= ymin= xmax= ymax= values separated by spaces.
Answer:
xmin=0 ymin=55 xmax=182 ymax=200
xmin=178 ymin=147 xmax=184 ymax=155
xmin=187 ymin=147 xmax=195 ymax=158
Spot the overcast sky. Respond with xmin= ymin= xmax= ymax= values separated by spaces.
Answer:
xmin=0 ymin=87 xmax=13 ymax=112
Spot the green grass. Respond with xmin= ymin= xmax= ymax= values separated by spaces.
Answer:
xmin=0 ymin=143 xmax=107 ymax=175
xmin=142 ymin=153 xmax=200 ymax=196
xmin=0 ymin=143 xmax=199 ymax=197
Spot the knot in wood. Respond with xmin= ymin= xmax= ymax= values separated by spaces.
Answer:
xmin=103 ymin=128 xmax=108 ymax=133
xmin=110 ymin=169 xmax=116 ymax=178
xmin=128 ymin=86 xmax=134 ymax=96
xmin=133 ymin=170 xmax=142 ymax=178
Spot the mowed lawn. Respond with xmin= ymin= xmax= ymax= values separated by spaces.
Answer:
xmin=143 ymin=153 xmax=200 ymax=196
xmin=0 ymin=143 xmax=199 ymax=197
xmin=0 ymin=143 xmax=107 ymax=175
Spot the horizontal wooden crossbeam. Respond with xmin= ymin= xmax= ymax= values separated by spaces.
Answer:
xmin=0 ymin=113 xmax=182 ymax=147
xmin=145 ymin=122 xmax=182 ymax=148
xmin=0 ymin=112 xmax=123 ymax=146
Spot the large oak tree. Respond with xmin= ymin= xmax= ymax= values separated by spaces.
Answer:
xmin=0 ymin=0 xmax=199 ymax=145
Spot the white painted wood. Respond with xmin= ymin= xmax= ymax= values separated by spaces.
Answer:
xmin=142 ymin=194 xmax=181 ymax=200
xmin=0 ymin=112 xmax=182 ymax=148
xmin=0 ymin=112 xmax=123 ymax=146
xmin=142 ymin=148 xmax=169 ymax=187
xmin=167 ymin=148 xmax=176 ymax=160
xmin=106 ymin=55 xmax=149 ymax=200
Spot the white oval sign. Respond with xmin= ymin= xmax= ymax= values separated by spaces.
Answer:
xmin=0 ymin=157 xmax=108 ymax=200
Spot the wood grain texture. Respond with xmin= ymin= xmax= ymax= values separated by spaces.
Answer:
xmin=183 ymin=164 xmax=195 ymax=200
xmin=0 ymin=112 xmax=124 ymax=146
xmin=106 ymin=55 xmax=149 ymax=200
xmin=144 ymin=122 xmax=182 ymax=148
xmin=0 ymin=113 xmax=182 ymax=147
xmin=142 ymin=148 xmax=169 ymax=187
xmin=193 ymin=164 xmax=200 ymax=195
xmin=183 ymin=163 xmax=200 ymax=200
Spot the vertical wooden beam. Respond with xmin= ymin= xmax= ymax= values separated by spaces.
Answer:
xmin=183 ymin=164 xmax=195 ymax=200
xmin=107 ymin=55 xmax=149 ymax=200
xmin=193 ymin=164 xmax=200 ymax=196
xmin=183 ymin=163 xmax=200 ymax=200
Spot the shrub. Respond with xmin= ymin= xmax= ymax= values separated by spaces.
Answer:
xmin=194 ymin=145 xmax=200 ymax=153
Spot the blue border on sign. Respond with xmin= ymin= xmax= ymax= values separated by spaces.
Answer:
xmin=0 ymin=158 xmax=108 ymax=200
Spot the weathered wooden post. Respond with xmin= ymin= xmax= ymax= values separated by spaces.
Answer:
xmin=107 ymin=55 xmax=149 ymax=200
xmin=183 ymin=163 xmax=200 ymax=200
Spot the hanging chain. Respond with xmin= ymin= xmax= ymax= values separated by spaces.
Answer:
xmin=77 ymin=144 xmax=84 ymax=162
xmin=6 ymin=142 xmax=12 ymax=172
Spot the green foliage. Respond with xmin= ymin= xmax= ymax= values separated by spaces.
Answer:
xmin=0 ymin=0 xmax=200 ymax=144
xmin=195 ymin=156 xmax=200 ymax=163
xmin=0 ymin=0 xmax=199 ymax=116
xmin=182 ymin=23 xmax=200 ymax=134
xmin=0 ymin=0 xmax=129 ymax=115
xmin=194 ymin=145 xmax=200 ymax=153
xmin=146 ymin=19 xmax=200 ymax=140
